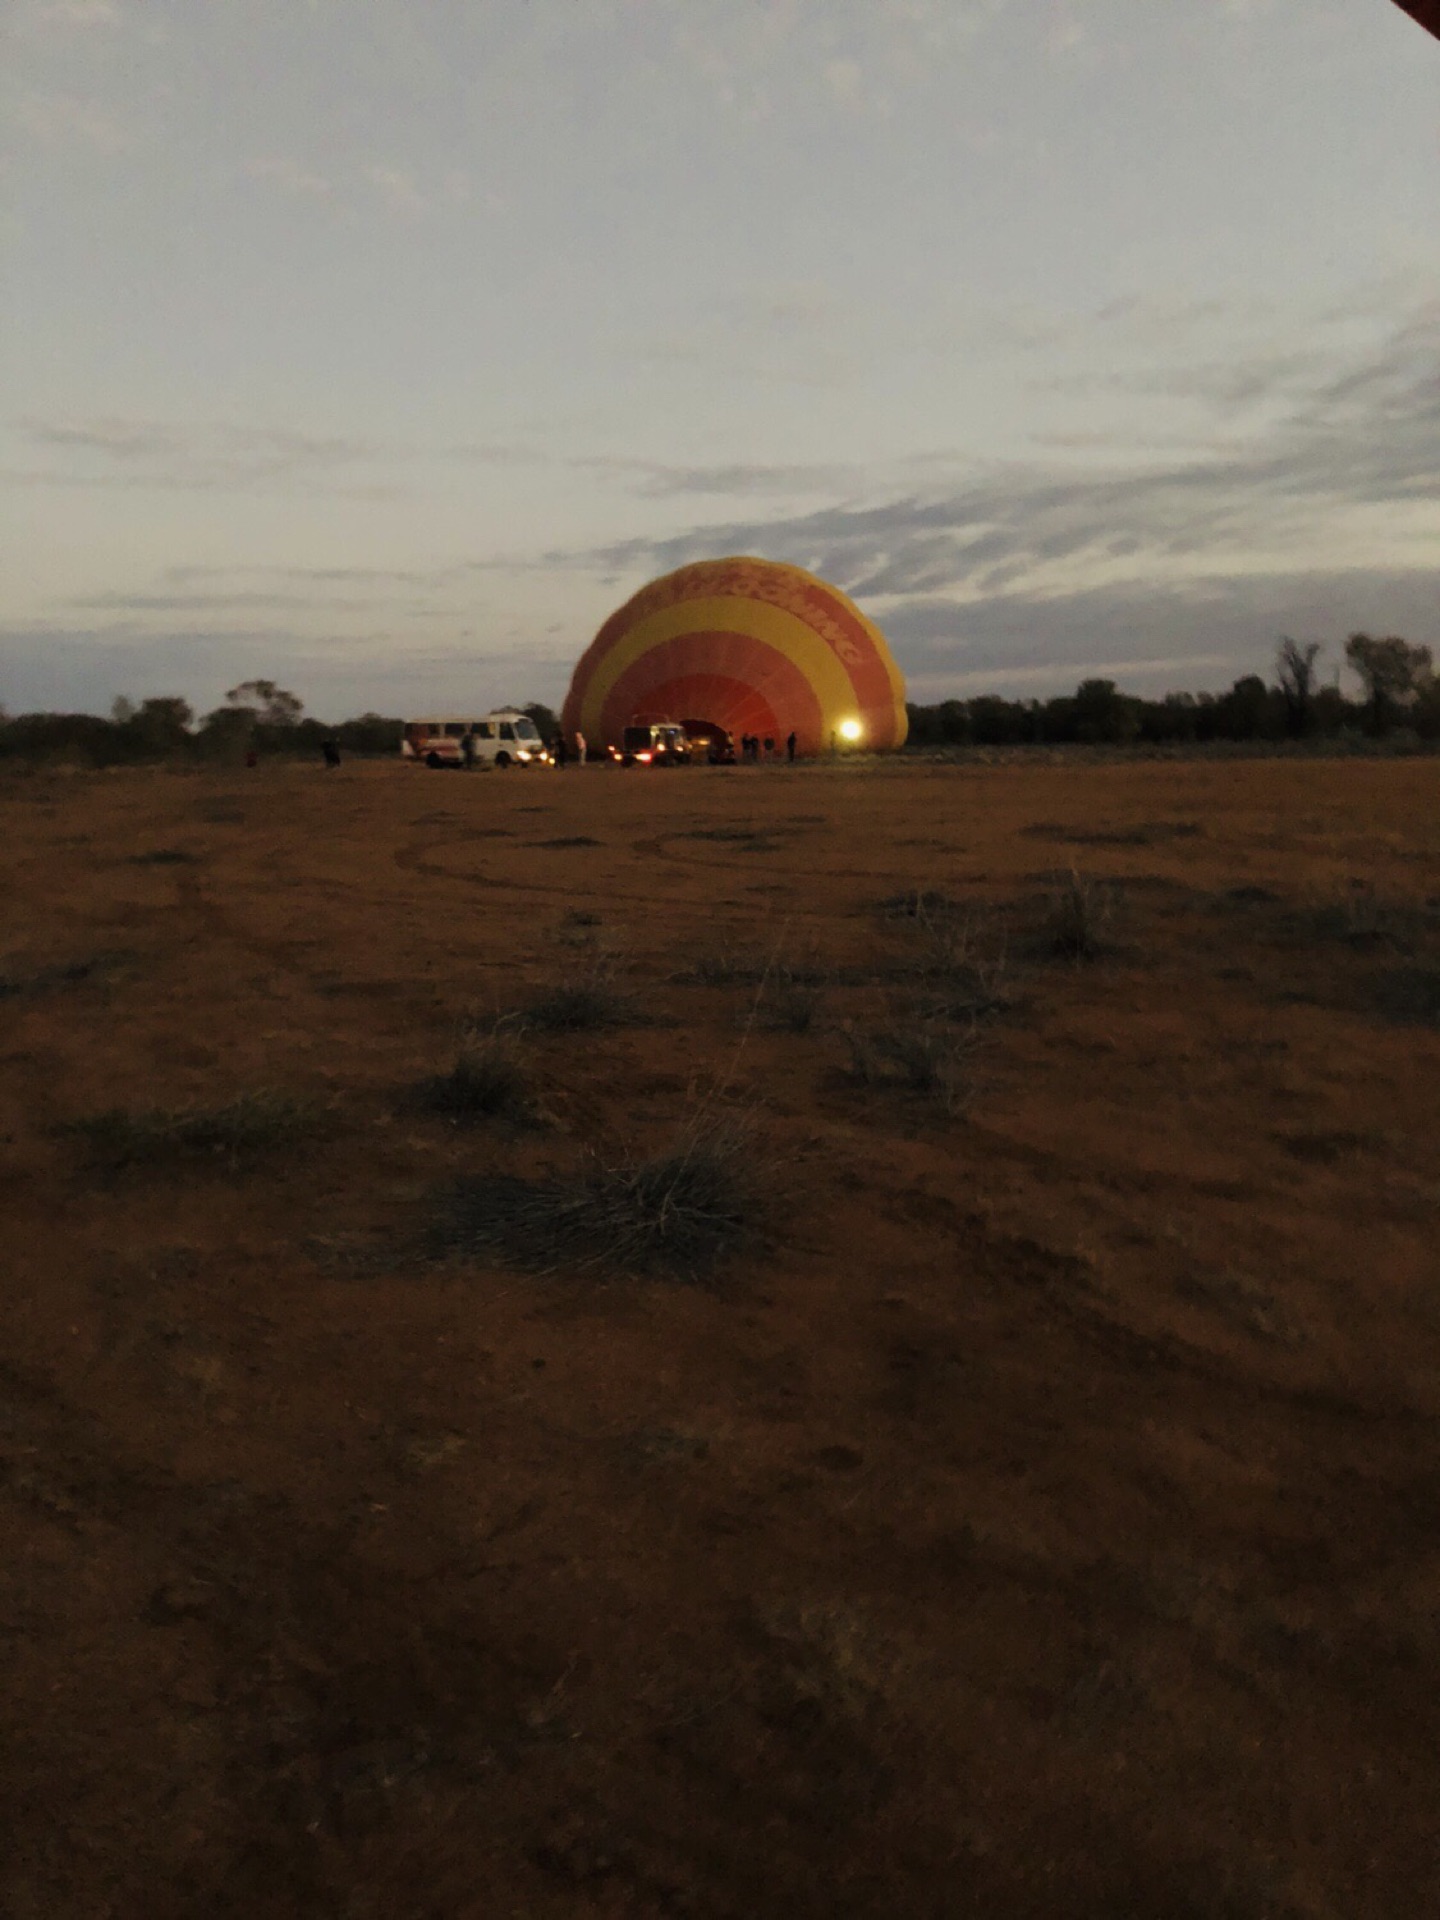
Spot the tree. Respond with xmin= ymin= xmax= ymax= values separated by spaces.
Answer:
xmin=136 ymin=696 xmax=192 ymax=738
xmin=1275 ymin=637 xmax=1321 ymax=738
xmin=199 ymin=704 xmax=257 ymax=758
xmin=225 ymin=679 xmax=304 ymax=727
xmin=1071 ymin=678 xmax=1139 ymax=745
xmin=522 ymin=701 xmax=561 ymax=741
xmin=1344 ymin=633 xmax=1433 ymax=731
xmin=111 ymin=695 xmax=137 ymax=724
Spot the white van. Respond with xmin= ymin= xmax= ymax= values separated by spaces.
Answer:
xmin=401 ymin=709 xmax=551 ymax=769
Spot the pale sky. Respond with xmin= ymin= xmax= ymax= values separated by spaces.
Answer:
xmin=3 ymin=0 xmax=1437 ymax=720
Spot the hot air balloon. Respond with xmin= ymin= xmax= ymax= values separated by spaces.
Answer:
xmin=562 ymin=557 xmax=908 ymax=758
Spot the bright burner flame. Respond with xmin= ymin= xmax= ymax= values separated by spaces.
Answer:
xmin=838 ymin=718 xmax=863 ymax=743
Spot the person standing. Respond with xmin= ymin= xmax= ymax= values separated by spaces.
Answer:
xmin=574 ymin=729 xmax=587 ymax=765
xmin=461 ymin=728 xmax=476 ymax=771
xmin=553 ymin=733 xmax=570 ymax=768
xmin=322 ymin=737 xmax=341 ymax=769
xmin=786 ymin=730 xmax=797 ymax=763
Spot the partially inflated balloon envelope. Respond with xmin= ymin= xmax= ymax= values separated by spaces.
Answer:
xmin=562 ymin=557 xmax=908 ymax=756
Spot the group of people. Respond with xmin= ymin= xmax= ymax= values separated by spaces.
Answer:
xmin=550 ymin=730 xmax=587 ymax=766
xmin=738 ymin=731 xmax=798 ymax=763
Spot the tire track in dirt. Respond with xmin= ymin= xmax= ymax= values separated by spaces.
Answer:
xmin=394 ymin=833 xmax=814 ymax=925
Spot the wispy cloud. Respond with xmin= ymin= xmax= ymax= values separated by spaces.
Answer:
xmin=14 ymin=90 xmax=131 ymax=151
xmin=244 ymin=155 xmax=474 ymax=219
xmin=15 ymin=0 xmax=120 ymax=32
xmin=557 ymin=303 xmax=1440 ymax=601
xmin=7 ymin=416 xmax=851 ymax=503
xmin=244 ymin=156 xmax=334 ymax=200
xmin=361 ymin=164 xmax=428 ymax=217
xmin=10 ymin=418 xmax=393 ymax=492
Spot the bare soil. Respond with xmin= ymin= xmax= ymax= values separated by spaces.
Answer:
xmin=2 ymin=754 xmax=1438 ymax=1919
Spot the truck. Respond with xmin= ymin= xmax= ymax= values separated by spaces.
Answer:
xmin=401 ymin=708 xmax=551 ymax=769
xmin=609 ymin=722 xmax=692 ymax=767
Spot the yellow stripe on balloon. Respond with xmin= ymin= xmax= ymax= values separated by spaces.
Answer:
xmin=577 ymin=594 xmax=861 ymax=738
xmin=839 ymin=593 xmax=909 ymax=742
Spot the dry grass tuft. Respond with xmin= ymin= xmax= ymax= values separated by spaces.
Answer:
xmin=840 ymin=1017 xmax=979 ymax=1114
xmin=432 ymin=1114 xmax=768 ymax=1281
xmin=873 ymin=888 xmax=957 ymax=922
xmin=756 ymin=965 xmax=824 ymax=1034
xmin=0 ymin=950 xmax=132 ymax=999
xmin=678 ymin=942 xmax=768 ymax=987
xmin=63 ymin=1091 xmax=316 ymax=1169
xmin=1040 ymin=869 xmax=1113 ymax=962
xmin=414 ymin=1032 xmax=540 ymax=1128
xmin=1369 ymin=964 xmax=1440 ymax=1026
xmin=908 ymin=898 xmax=1012 ymax=1020
xmin=524 ymin=960 xmax=642 ymax=1032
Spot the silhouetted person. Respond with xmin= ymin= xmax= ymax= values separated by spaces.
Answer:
xmin=786 ymin=730 xmax=797 ymax=762
xmin=553 ymin=734 xmax=570 ymax=767
xmin=322 ymin=738 xmax=341 ymax=769
xmin=461 ymin=729 xmax=476 ymax=770
xmin=763 ymin=735 xmax=775 ymax=759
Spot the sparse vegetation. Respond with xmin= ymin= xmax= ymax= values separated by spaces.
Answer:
xmin=678 ymin=942 xmax=768 ymax=986
xmin=755 ymin=963 xmax=824 ymax=1034
xmin=874 ymin=887 xmax=957 ymax=921
xmin=1277 ymin=887 xmax=1440 ymax=953
xmin=0 ymin=950 xmax=131 ymax=999
xmin=1039 ymin=868 xmax=1112 ymax=962
xmin=1022 ymin=820 xmax=1202 ymax=848
xmin=413 ymin=1032 xmax=540 ymax=1127
xmin=128 ymin=848 xmax=196 ymax=866
xmin=1175 ymin=1267 xmax=1302 ymax=1345
xmin=9 ymin=750 xmax=1439 ymax=1920
xmin=1369 ymin=965 xmax=1440 ymax=1026
xmin=840 ymin=1015 xmax=979 ymax=1113
xmin=523 ymin=961 xmax=642 ymax=1031
xmin=677 ymin=825 xmax=780 ymax=851
xmin=907 ymin=899 xmax=1011 ymax=1020
xmin=62 ymin=1091 xmax=316 ymax=1169
xmin=431 ymin=1113 xmax=767 ymax=1280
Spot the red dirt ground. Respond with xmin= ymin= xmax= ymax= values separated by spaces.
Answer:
xmin=2 ymin=754 xmax=1437 ymax=1918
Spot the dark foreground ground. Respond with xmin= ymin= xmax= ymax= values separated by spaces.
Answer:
xmin=2 ymin=755 xmax=1438 ymax=1919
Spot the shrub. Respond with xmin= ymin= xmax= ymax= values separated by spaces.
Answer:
xmin=909 ymin=900 xmax=1011 ymax=1019
xmin=756 ymin=965 xmax=823 ymax=1034
xmin=524 ymin=961 xmax=641 ymax=1031
xmin=679 ymin=943 xmax=768 ymax=986
xmin=874 ymin=888 xmax=957 ymax=921
xmin=129 ymin=848 xmax=195 ymax=866
xmin=0 ymin=951 xmax=131 ymax=999
xmin=840 ymin=1017 xmax=978 ymax=1114
xmin=63 ymin=1092 xmax=315 ymax=1169
xmin=1041 ymin=869 xmax=1111 ymax=962
xmin=414 ymin=1034 xmax=538 ymax=1127
xmin=1369 ymin=965 xmax=1440 ymax=1026
xmin=431 ymin=1114 xmax=766 ymax=1281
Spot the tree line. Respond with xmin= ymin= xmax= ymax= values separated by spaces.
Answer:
xmin=0 ymin=682 xmax=562 ymax=767
xmin=904 ymin=634 xmax=1438 ymax=748
xmin=2 ymin=637 xmax=1435 ymax=765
